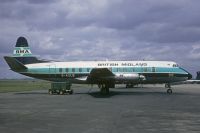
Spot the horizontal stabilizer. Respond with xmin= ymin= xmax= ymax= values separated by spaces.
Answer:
xmin=4 ymin=56 xmax=27 ymax=71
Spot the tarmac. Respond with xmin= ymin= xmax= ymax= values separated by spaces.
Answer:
xmin=0 ymin=84 xmax=200 ymax=133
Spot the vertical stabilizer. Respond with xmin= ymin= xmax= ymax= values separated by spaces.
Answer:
xmin=13 ymin=37 xmax=32 ymax=57
xmin=4 ymin=37 xmax=48 ymax=68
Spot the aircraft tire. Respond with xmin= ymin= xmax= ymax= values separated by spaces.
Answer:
xmin=69 ymin=90 xmax=73 ymax=95
xmin=126 ymin=84 xmax=129 ymax=88
xmin=100 ymin=88 xmax=104 ymax=94
xmin=167 ymin=89 xmax=172 ymax=94
xmin=126 ymin=84 xmax=134 ymax=88
xmin=98 ymin=84 xmax=102 ymax=89
xmin=106 ymin=87 xmax=110 ymax=94
xmin=59 ymin=90 xmax=64 ymax=95
xmin=49 ymin=89 xmax=52 ymax=95
xmin=99 ymin=83 xmax=110 ymax=94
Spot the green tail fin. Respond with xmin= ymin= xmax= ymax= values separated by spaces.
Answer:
xmin=13 ymin=37 xmax=32 ymax=57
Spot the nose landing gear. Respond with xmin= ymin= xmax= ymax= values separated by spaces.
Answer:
xmin=167 ymin=88 xmax=172 ymax=94
xmin=165 ymin=83 xmax=172 ymax=94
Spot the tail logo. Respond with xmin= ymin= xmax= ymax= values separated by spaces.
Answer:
xmin=13 ymin=47 xmax=32 ymax=57
xmin=16 ymin=49 xmax=30 ymax=54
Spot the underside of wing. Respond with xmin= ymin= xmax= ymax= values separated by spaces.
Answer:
xmin=87 ymin=68 xmax=115 ymax=83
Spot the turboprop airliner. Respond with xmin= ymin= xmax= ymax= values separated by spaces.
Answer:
xmin=4 ymin=37 xmax=192 ymax=94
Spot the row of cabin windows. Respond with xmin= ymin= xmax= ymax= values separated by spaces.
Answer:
xmin=58 ymin=67 xmax=156 ymax=73
xmin=112 ymin=67 xmax=156 ymax=72
xmin=59 ymin=68 xmax=91 ymax=73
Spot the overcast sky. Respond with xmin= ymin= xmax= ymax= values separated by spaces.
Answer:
xmin=0 ymin=0 xmax=200 ymax=79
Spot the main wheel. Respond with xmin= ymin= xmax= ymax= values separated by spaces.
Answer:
xmin=98 ymin=84 xmax=102 ymax=89
xmin=167 ymin=89 xmax=172 ymax=94
xmin=59 ymin=90 xmax=64 ymax=95
xmin=69 ymin=90 xmax=73 ymax=95
xmin=100 ymin=88 xmax=105 ymax=94
xmin=126 ymin=84 xmax=129 ymax=88
xmin=105 ymin=87 xmax=110 ymax=94
xmin=48 ymin=89 xmax=52 ymax=95
xmin=126 ymin=84 xmax=134 ymax=88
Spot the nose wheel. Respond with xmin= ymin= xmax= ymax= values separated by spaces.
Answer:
xmin=167 ymin=88 xmax=172 ymax=94
xmin=165 ymin=83 xmax=173 ymax=94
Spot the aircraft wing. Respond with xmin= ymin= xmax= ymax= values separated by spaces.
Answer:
xmin=75 ymin=68 xmax=114 ymax=82
xmin=87 ymin=68 xmax=115 ymax=83
xmin=89 ymin=68 xmax=114 ymax=78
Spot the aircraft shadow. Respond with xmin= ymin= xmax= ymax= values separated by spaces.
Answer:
xmin=15 ymin=92 xmax=47 ymax=95
xmin=87 ymin=91 xmax=188 ymax=98
xmin=13 ymin=89 xmax=189 ymax=97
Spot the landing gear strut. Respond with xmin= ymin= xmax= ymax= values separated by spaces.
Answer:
xmin=126 ymin=84 xmax=134 ymax=88
xmin=98 ymin=84 xmax=110 ymax=94
xmin=165 ymin=83 xmax=172 ymax=94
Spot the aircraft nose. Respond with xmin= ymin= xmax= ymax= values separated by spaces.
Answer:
xmin=180 ymin=67 xmax=192 ymax=80
xmin=188 ymin=73 xmax=192 ymax=80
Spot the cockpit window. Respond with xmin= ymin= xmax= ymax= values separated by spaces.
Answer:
xmin=173 ymin=64 xmax=178 ymax=67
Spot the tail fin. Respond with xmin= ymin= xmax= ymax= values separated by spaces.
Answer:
xmin=13 ymin=37 xmax=32 ymax=57
xmin=4 ymin=37 xmax=49 ymax=72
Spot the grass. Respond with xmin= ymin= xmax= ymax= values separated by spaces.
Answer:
xmin=0 ymin=79 xmax=51 ymax=93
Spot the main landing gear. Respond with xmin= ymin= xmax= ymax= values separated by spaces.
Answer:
xmin=98 ymin=84 xmax=110 ymax=95
xmin=165 ymin=83 xmax=172 ymax=94
xmin=126 ymin=84 xmax=134 ymax=88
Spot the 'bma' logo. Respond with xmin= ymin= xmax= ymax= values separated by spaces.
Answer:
xmin=16 ymin=49 xmax=30 ymax=54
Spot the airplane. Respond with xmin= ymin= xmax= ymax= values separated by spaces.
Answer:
xmin=4 ymin=37 xmax=192 ymax=94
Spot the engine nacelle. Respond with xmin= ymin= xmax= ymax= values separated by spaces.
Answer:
xmin=115 ymin=73 xmax=145 ymax=81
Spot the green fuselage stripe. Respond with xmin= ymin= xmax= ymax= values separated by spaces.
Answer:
xmin=27 ymin=67 xmax=187 ymax=75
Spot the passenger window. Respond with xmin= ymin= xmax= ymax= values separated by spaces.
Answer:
xmin=173 ymin=64 xmax=178 ymax=67
xmin=116 ymin=68 xmax=119 ymax=72
xmin=128 ymin=68 xmax=134 ymax=72
xmin=144 ymin=67 xmax=147 ymax=72
xmin=72 ymin=68 xmax=75 ymax=72
xmin=119 ymin=68 xmax=123 ymax=72
xmin=66 ymin=68 xmax=68 ymax=73
xmin=59 ymin=68 xmax=62 ymax=73
xmin=111 ymin=68 xmax=114 ymax=72
xmin=152 ymin=67 xmax=156 ymax=72
xmin=79 ymin=68 xmax=82 ymax=72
